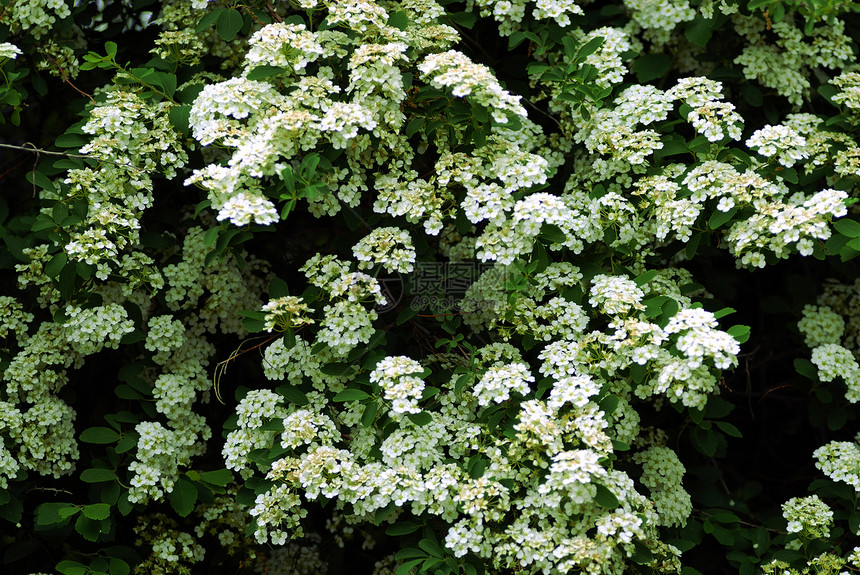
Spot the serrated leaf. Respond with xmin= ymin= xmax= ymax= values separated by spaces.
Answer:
xmin=80 ymin=426 xmax=120 ymax=444
xmin=169 ymin=478 xmax=198 ymax=517
xmin=82 ymin=503 xmax=110 ymax=520
xmin=35 ymin=502 xmax=76 ymax=528
xmin=447 ymin=11 xmax=477 ymax=28
xmin=168 ymin=104 xmax=191 ymax=134
xmin=75 ymin=515 xmax=106 ymax=542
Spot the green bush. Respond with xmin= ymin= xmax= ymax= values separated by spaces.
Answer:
xmin=1 ymin=0 xmax=860 ymax=573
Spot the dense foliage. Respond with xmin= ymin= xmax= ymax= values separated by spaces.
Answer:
xmin=2 ymin=0 xmax=860 ymax=573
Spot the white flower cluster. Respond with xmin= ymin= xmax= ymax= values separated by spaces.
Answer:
xmin=733 ymin=18 xmax=853 ymax=106
xmin=746 ymin=125 xmax=809 ymax=167
xmin=814 ymin=440 xmax=860 ymax=491
xmin=810 ymin=344 xmax=860 ymax=402
xmin=798 ymin=304 xmax=845 ymax=348
xmin=134 ymin=514 xmax=205 ymax=573
xmin=633 ymin=446 xmax=692 ymax=527
xmin=0 ymin=296 xmax=33 ymax=345
xmin=624 ymin=0 xmax=695 ymax=32
xmin=782 ymin=495 xmax=833 ymax=538
xmin=832 ymin=72 xmax=860 ymax=110
xmin=245 ymin=23 xmax=324 ymax=73
xmin=63 ymin=304 xmax=135 ymax=355
xmin=0 ymin=0 xmax=70 ymax=38
xmin=418 ymin=50 xmax=528 ymax=123
xmin=0 ymin=42 xmax=22 ymax=59
xmin=664 ymin=308 xmax=739 ymax=370
xmin=129 ymin=421 xmax=205 ymax=503
xmin=223 ymin=390 xmax=288 ymax=478
xmin=352 ymin=227 xmax=416 ymax=273
xmin=144 ymin=315 xmax=186 ymax=360
xmin=473 ymin=362 xmax=534 ymax=406
xmin=261 ymin=296 xmax=316 ymax=333
xmin=370 ymin=356 xmax=426 ymax=415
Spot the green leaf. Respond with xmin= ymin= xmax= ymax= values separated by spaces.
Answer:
xmin=26 ymin=170 xmax=56 ymax=193
xmin=74 ymin=515 xmax=103 ymax=542
xmin=794 ymin=358 xmax=817 ymax=380
xmin=418 ymin=538 xmax=444 ymax=558
xmin=713 ymin=307 xmax=736 ymax=319
xmin=727 ymin=324 xmax=751 ymax=344
xmin=82 ymin=503 xmax=110 ymax=520
xmin=55 ymin=133 xmax=89 ymax=148
xmin=332 ymin=388 xmax=371 ymax=402
xmin=246 ymin=65 xmax=285 ymax=80
xmin=633 ymin=269 xmax=658 ymax=286
xmin=834 ymin=218 xmax=860 ymax=238
xmin=387 ymin=10 xmax=409 ymax=30
xmin=116 ymin=431 xmax=139 ymax=454
xmin=386 ymin=521 xmax=422 ymax=536
xmin=704 ymin=396 xmax=733 ymax=419
xmin=361 ymin=401 xmax=379 ymax=428
xmin=45 ymin=252 xmax=68 ymax=278
xmin=407 ymin=411 xmax=432 ymax=426
xmin=110 ymin=558 xmax=131 ymax=575
xmin=168 ymin=104 xmax=191 ymax=134
xmin=395 ymin=547 xmax=427 ymax=560
xmin=447 ymin=11 xmax=477 ymax=28
xmin=685 ymin=15 xmax=713 ymax=47
xmin=216 ymin=8 xmax=244 ymax=41
xmin=35 ymin=502 xmax=77 ymax=528
xmin=196 ymin=7 xmax=225 ymax=33
xmin=715 ymin=421 xmax=742 ymax=438
xmin=198 ymin=469 xmax=233 ymax=486
xmin=56 ymin=560 xmax=88 ymax=575
xmin=708 ymin=207 xmax=738 ymax=229
xmin=575 ymin=36 xmax=605 ymax=61
xmin=594 ymin=483 xmax=620 ymax=508
xmin=169 ymin=478 xmax=198 ymax=517
xmin=321 ymin=362 xmax=355 ymax=376
xmin=80 ymin=426 xmax=120 ymax=444
xmin=632 ymin=53 xmax=671 ymax=82
xmin=81 ymin=468 xmax=117 ymax=483
xmin=397 ymin=558 xmax=424 ymax=575
xmin=276 ymin=384 xmax=310 ymax=405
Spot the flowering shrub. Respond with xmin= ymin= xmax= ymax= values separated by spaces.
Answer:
xmin=2 ymin=0 xmax=860 ymax=574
